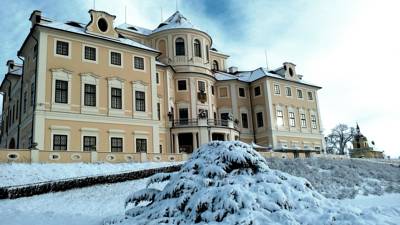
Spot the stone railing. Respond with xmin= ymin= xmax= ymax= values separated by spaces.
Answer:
xmin=0 ymin=149 xmax=188 ymax=164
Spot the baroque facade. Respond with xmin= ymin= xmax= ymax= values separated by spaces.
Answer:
xmin=0 ymin=9 xmax=324 ymax=162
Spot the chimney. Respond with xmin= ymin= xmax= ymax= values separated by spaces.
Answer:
xmin=228 ymin=66 xmax=238 ymax=74
xmin=6 ymin=60 xmax=14 ymax=72
xmin=29 ymin=10 xmax=42 ymax=27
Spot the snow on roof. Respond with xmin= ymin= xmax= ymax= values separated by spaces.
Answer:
xmin=8 ymin=65 xmax=23 ymax=76
xmin=152 ymin=11 xmax=197 ymax=33
xmin=117 ymin=11 xmax=204 ymax=37
xmin=39 ymin=20 xmax=158 ymax=52
xmin=215 ymin=67 xmax=320 ymax=87
xmin=117 ymin=23 xmax=153 ymax=36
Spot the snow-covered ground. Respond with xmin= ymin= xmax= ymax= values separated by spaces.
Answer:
xmin=266 ymin=157 xmax=400 ymax=199
xmin=0 ymin=162 xmax=180 ymax=187
xmin=1 ymin=142 xmax=399 ymax=224
xmin=1 ymin=176 xmax=399 ymax=225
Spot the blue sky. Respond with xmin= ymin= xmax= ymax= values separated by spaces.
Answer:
xmin=1 ymin=0 xmax=399 ymax=157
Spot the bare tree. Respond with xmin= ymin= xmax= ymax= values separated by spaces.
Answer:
xmin=325 ymin=124 xmax=355 ymax=155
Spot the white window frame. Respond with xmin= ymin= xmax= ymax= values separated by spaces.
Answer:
xmin=197 ymin=80 xmax=207 ymax=92
xmin=109 ymin=49 xmax=124 ymax=68
xmin=218 ymin=86 xmax=229 ymax=98
xmin=311 ymin=114 xmax=318 ymax=129
xmin=285 ymin=86 xmax=292 ymax=97
xmin=132 ymin=81 xmax=149 ymax=118
xmin=54 ymin=38 xmax=71 ymax=59
xmin=80 ymin=72 xmax=100 ymax=114
xmin=276 ymin=108 xmax=284 ymax=127
xmin=133 ymin=55 xmax=146 ymax=72
xmin=80 ymin=128 xmax=99 ymax=151
xmin=273 ymin=83 xmax=281 ymax=95
xmin=177 ymin=79 xmax=188 ymax=92
xmin=107 ymin=77 xmax=125 ymax=116
xmin=297 ymin=89 xmax=303 ymax=99
xmin=50 ymin=126 xmax=71 ymax=151
xmin=51 ymin=68 xmax=72 ymax=112
xmin=133 ymin=131 xmax=149 ymax=153
xmin=82 ymin=44 xmax=98 ymax=64
xmin=288 ymin=111 xmax=296 ymax=127
xmin=108 ymin=129 xmax=125 ymax=153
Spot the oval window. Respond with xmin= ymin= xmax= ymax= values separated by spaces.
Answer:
xmin=98 ymin=18 xmax=108 ymax=32
xmin=289 ymin=68 xmax=294 ymax=76
xmin=8 ymin=153 xmax=19 ymax=160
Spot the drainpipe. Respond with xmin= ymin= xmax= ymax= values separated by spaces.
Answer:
xmin=16 ymin=55 xmax=25 ymax=149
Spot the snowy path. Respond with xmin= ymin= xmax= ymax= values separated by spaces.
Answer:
xmin=1 ymin=177 xmax=400 ymax=225
xmin=0 ymin=178 xmax=153 ymax=225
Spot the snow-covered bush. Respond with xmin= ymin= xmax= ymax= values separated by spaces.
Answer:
xmin=104 ymin=141 xmax=390 ymax=225
xmin=266 ymin=158 xmax=400 ymax=199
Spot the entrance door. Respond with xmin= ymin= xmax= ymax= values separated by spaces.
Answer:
xmin=212 ymin=133 xmax=225 ymax=141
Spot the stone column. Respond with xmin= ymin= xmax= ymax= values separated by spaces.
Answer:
xmin=192 ymin=132 xmax=197 ymax=149
xmin=174 ymin=134 xmax=180 ymax=153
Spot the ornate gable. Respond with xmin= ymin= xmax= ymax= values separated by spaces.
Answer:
xmin=85 ymin=10 xmax=118 ymax=39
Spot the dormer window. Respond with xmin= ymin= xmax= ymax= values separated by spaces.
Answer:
xmin=194 ymin=39 xmax=201 ymax=57
xmin=175 ymin=38 xmax=185 ymax=56
xmin=98 ymin=18 xmax=108 ymax=32
xmin=212 ymin=60 xmax=219 ymax=71
xmin=289 ymin=68 xmax=294 ymax=76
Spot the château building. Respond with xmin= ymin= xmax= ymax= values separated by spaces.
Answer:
xmin=0 ymin=9 xmax=324 ymax=163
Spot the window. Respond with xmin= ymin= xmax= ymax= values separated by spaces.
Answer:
xmin=157 ymin=103 xmax=161 ymax=120
xmin=211 ymin=85 xmax=214 ymax=95
xmin=175 ymin=38 xmax=185 ymax=56
xmin=206 ymin=45 xmax=209 ymax=61
xmin=308 ymin=91 xmax=313 ymax=100
xmin=136 ymin=138 xmax=147 ymax=153
xmin=31 ymin=83 xmax=35 ymax=106
xmin=274 ymin=84 xmax=280 ymax=95
xmin=111 ymin=88 xmax=122 ymax=109
xmin=110 ymin=51 xmax=121 ymax=66
xmin=194 ymin=39 xmax=201 ymax=57
xmin=286 ymin=87 xmax=292 ymax=96
xmin=134 ymin=56 xmax=144 ymax=70
xmin=56 ymin=40 xmax=69 ymax=56
xmin=256 ymin=112 xmax=264 ymax=128
xmin=277 ymin=110 xmax=284 ymax=126
xmin=238 ymin=87 xmax=245 ymax=97
xmin=297 ymin=89 xmax=303 ymax=98
xmin=84 ymin=84 xmax=96 ymax=106
xmin=198 ymin=81 xmax=206 ymax=92
xmin=55 ymin=80 xmax=68 ymax=103
xmin=289 ymin=112 xmax=295 ymax=127
xmin=212 ymin=60 xmax=219 ymax=71
xmin=241 ymin=113 xmax=248 ymax=128
xmin=135 ymin=91 xmax=145 ymax=112
xmin=219 ymin=87 xmax=228 ymax=98
xmin=83 ymin=136 xmax=96 ymax=151
xmin=53 ymin=134 xmax=67 ymax=150
xmin=254 ymin=86 xmax=261 ymax=96
xmin=177 ymin=80 xmax=187 ymax=91
xmin=156 ymin=73 xmax=159 ymax=84
xmin=160 ymin=144 xmax=163 ymax=153
xmin=301 ymin=114 xmax=307 ymax=128
xmin=84 ymin=46 xmax=96 ymax=61
xmin=111 ymin=137 xmax=123 ymax=152
xmin=23 ymin=91 xmax=27 ymax=113
xmin=311 ymin=115 xmax=317 ymax=129
xmin=98 ymin=18 xmax=108 ymax=32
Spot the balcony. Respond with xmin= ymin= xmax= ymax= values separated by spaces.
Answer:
xmin=171 ymin=118 xmax=238 ymax=130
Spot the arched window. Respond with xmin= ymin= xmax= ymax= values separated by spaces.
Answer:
xmin=175 ymin=38 xmax=185 ymax=56
xmin=206 ymin=45 xmax=209 ymax=61
xmin=194 ymin=39 xmax=201 ymax=57
xmin=212 ymin=60 xmax=219 ymax=71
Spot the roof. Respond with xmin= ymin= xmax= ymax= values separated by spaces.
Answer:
xmin=37 ymin=19 xmax=158 ymax=53
xmin=215 ymin=67 xmax=321 ymax=88
xmin=8 ymin=65 xmax=23 ymax=76
xmin=116 ymin=11 xmax=205 ymax=36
